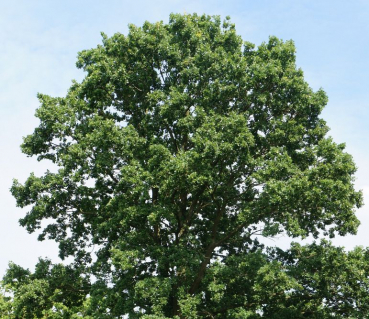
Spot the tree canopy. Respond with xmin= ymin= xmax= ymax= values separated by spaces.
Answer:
xmin=5 ymin=13 xmax=367 ymax=318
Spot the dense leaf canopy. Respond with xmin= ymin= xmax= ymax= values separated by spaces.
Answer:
xmin=6 ymin=13 xmax=366 ymax=318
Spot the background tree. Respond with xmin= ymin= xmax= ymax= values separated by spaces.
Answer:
xmin=1 ymin=259 xmax=91 ymax=318
xmin=10 ymin=13 xmax=365 ymax=318
xmin=0 ymin=286 xmax=12 ymax=318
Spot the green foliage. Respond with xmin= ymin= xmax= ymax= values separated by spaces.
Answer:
xmin=2 ymin=259 xmax=90 ymax=318
xmin=8 ymin=13 xmax=367 ymax=318
xmin=0 ymin=288 xmax=13 ymax=318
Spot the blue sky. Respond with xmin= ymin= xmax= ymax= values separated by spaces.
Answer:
xmin=1 ymin=0 xmax=369 ymax=275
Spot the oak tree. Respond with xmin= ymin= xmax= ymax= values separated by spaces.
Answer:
xmin=9 ymin=13 xmax=366 ymax=318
